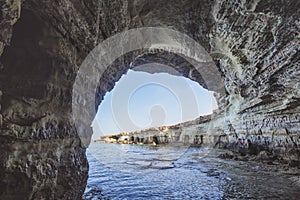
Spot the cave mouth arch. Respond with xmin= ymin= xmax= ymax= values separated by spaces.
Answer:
xmin=71 ymin=27 xmax=226 ymax=147
xmin=91 ymin=69 xmax=218 ymax=139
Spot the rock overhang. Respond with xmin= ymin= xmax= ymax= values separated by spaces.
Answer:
xmin=0 ymin=0 xmax=299 ymax=199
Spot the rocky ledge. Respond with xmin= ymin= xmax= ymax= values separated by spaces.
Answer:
xmin=101 ymin=112 xmax=300 ymax=168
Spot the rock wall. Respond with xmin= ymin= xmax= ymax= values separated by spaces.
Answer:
xmin=0 ymin=0 xmax=299 ymax=199
xmin=0 ymin=2 xmax=88 ymax=199
xmin=208 ymin=0 xmax=300 ymax=161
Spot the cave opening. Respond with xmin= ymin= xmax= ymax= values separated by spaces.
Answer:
xmin=78 ymin=35 xmax=225 ymax=197
xmin=91 ymin=69 xmax=218 ymax=140
xmin=85 ymin=66 xmax=220 ymax=198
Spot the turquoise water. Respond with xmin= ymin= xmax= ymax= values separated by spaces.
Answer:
xmin=83 ymin=142 xmax=300 ymax=200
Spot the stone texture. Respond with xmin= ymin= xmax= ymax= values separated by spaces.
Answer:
xmin=0 ymin=0 xmax=299 ymax=199
xmin=0 ymin=0 xmax=22 ymax=57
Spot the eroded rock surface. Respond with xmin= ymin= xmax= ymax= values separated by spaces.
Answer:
xmin=0 ymin=0 xmax=299 ymax=199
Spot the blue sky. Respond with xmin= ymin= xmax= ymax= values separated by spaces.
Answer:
xmin=92 ymin=70 xmax=217 ymax=140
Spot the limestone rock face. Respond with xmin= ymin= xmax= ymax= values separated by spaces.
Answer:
xmin=0 ymin=0 xmax=299 ymax=199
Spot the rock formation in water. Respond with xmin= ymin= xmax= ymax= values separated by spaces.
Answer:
xmin=0 ymin=0 xmax=299 ymax=199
